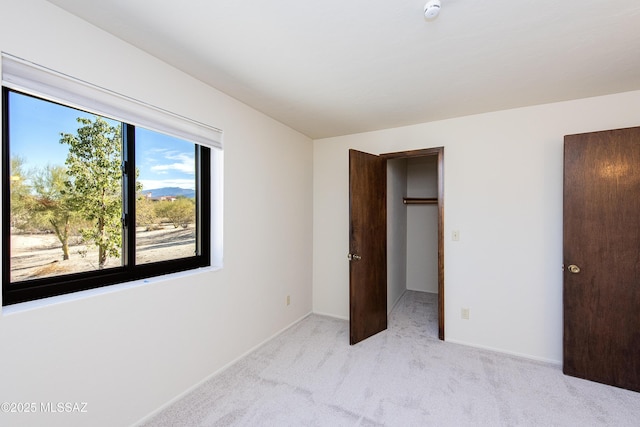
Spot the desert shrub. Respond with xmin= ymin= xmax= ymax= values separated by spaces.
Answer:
xmin=154 ymin=198 xmax=195 ymax=229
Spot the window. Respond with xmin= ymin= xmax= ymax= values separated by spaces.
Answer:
xmin=2 ymin=55 xmax=222 ymax=306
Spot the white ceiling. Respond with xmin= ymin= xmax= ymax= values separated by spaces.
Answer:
xmin=45 ymin=0 xmax=640 ymax=139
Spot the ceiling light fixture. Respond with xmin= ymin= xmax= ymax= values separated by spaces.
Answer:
xmin=424 ymin=0 xmax=441 ymax=19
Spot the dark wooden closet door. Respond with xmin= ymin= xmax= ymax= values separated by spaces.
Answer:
xmin=563 ymin=126 xmax=640 ymax=392
xmin=349 ymin=149 xmax=387 ymax=345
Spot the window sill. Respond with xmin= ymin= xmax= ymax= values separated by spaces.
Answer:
xmin=1 ymin=264 xmax=222 ymax=316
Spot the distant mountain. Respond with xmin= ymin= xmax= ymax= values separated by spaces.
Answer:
xmin=142 ymin=187 xmax=195 ymax=199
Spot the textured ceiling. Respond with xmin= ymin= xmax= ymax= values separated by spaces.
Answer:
xmin=46 ymin=0 xmax=640 ymax=139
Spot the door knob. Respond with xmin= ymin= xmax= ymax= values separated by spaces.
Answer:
xmin=348 ymin=253 xmax=362 ymax=261
xmin=567 ymin=264 xmax=581 ymax=274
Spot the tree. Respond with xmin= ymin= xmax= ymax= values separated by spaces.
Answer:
xmin=155 ymin=197 xmax=195 ymax=228
xmin=9 ymin=156 xmax=34 ymax=231
xmin=60 ymin=116 xmax=122 ymax=269
xmin=136 ymin=194 xmax=158 ymax=230
xmin=31 ymin=165 xmax=80 ymax=260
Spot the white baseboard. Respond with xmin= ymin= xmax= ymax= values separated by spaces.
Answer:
xmin=444 ymin=338 xmax=562 ymax=366
xmin=388 ymin=289 xmax=407 ymax=314
xmin=312 ymin=311 xmax=348 ymax=321
xmin=132 ymin=311 xmax=313 ymax=426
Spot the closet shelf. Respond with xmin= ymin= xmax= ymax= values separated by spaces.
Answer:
xmin=403 ymin=198 xmax=438 ymax=205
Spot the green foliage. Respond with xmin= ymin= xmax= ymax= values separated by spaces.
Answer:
xmin=31 ymin=165 xmax=81 ymax=260
xmin=60 ymin=116 xmax=122 ymax=268
xmin=9 ymin=156 xmax=34 ymax=231
xmin=154 ymin=197 xmax=195 ymax=229
xmin=136 ymin=195 xmax=158 ymax=230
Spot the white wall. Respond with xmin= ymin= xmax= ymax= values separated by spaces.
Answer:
xmin=0 ymin=1 xmax=313 ymax=426
xmin=406 ymin=156 xmax=439 ymax=293
xmin=386 ymin=158 xmax=407 ymax=312
xmin=313 ymin=89 xmax=640 ymax=363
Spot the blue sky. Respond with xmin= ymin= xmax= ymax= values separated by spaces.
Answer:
xmin=8 ymin=91 xmax=195 ymax=191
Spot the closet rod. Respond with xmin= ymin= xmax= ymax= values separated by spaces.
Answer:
xmin=403 ymin=198 xmax=438 ymax=205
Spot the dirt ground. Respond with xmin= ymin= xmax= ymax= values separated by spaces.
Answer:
xmin=10 ymin=226 xmax=196 ymax=282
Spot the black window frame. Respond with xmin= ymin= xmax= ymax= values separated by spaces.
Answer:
xmin=2 ymin=88 xmax=211 ymax=306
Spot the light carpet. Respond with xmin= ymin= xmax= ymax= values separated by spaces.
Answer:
xmin=141 ymin=291 xmax=640 ymax=426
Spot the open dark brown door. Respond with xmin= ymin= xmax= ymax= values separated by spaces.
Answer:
xmin=349 ymin=149 xmax=387 ymax=345
xmin=563 ymin=126 xmax=640 ymax=392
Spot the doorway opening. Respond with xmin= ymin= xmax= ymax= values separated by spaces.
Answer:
xmin=383 ymin=148 xmax=444 ymax=340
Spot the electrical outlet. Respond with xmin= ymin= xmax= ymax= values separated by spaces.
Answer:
xmin=461 ymin=308 xmax=470 ymax=320
xmin=286 ymin=295 xmax=291 ymax=306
